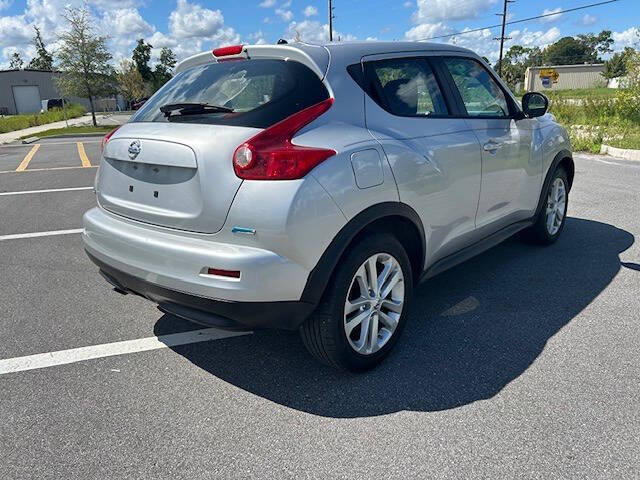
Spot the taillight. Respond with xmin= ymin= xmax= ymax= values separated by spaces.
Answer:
xmin=213 ymin=45 xmax=244 ymax=57
xmin=101 ymin=126 xmax=120 ymax=152
xmin=232 ymin=98 xmax=336 ymax=180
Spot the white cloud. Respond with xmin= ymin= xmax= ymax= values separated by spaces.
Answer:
xmin=0 ymin=15 xmax=33 ymax=46
xmin=612 ymin=27 xmax=639 ymax=52
xmin=404 ymin=22 xmax=452 ymax=41
xmin=413 ymin=0 xmax=497 ymax=23
xmin=406 ymin=24 xmax=561 ymax=65
xmin=281 ymin=0 xmax=292 ymax=7
xmin=580 ymin=14 xmax=597 ymax=26
xmin=169 ymin=0 xmax=224 ymax=38
xmin=540 ymin=7 xmax=563 ymax=23
xmin=248 ymin=30 xmax=268 ymax=45
xmin=458 ymin=26 xmax=561 ymax=64
xmin=285 ymin=20 xmax=356 ymax=43
xmin=403 ymin=1 xmax=412 ymax=8
xmin=303 ymin=5 xmax=317 ymax=17
xmin=275 ymin=8 xmax=293 ymax=21
xmin=0 ymin=0 xmax=246 ymax=69
xmin=407 ymin=0 xmax=497 ymax=44
xmin=0 ymin=1 xmax=13 ymax=11
xmin=259 ymin=0 xmax=276 ymax=7
xmin=365 ymin=36 xmax=378 ymax=42
xmin=103 ymin=8 xmax=154 ymax=38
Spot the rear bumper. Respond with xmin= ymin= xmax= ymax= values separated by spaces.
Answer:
xmin=82 ymin=207 xmax=315 ymax=330
xmin=89 ymin=251 xmax=313 ymax=330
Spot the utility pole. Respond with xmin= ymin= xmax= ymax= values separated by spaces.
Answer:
xmin=494 ymin=0 xmax=514 ymax=76
xmin=328 ymin=0 xmax=334 ymax=41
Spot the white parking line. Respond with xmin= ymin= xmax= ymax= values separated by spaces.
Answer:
xmin=0 ymin=186 xmax=93 ymax=196
xmin=0 ymin=228 xmax=83 ymax=241
xmin=0 ymin=328 xmax=250 ymax=375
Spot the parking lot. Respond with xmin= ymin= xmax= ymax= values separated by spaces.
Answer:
xmin=1 ymin=140 xmax=639 ymax=479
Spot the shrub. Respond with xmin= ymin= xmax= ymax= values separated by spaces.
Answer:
xmin=0 ymin=103 xmax=86 ymax=134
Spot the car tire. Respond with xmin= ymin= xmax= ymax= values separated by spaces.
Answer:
xmin=300 ymin=233 xmax=413 ymax=372
xmin=522 ymin=166 xmax=569 ymax=245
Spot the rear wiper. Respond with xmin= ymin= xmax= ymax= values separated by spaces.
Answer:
xmin=159 ymin=102 xmax=234 ymax=117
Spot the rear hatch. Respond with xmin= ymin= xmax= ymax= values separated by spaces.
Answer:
xmin=96 ymin=50 xmax=330 ymax=234
xmin=99 ymin=123 xmax=256 ymax=233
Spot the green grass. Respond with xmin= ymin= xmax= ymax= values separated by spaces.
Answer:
xmin=21 ymin=125 xmax=114 ymax=139
xmin=604 ymin=130 xmax=640 ymax=150
xmin=543 ymin=88 xmax=640 ymax=152
xmin=514 ymin=87 xmax=617 ymax=100
xmin=0 ymin=104 xmax=86 ymax=134
xmin=544 ymin=87 xmax=618 ymax=100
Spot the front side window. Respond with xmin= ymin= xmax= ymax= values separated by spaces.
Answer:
xmin=443 ymin=57 xmax=510 ymax=118
xmin=363 ymin=58 xmax=448 ymax=117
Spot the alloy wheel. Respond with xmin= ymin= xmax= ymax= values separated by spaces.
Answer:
xmin=546 ymin=177 xmax=566 ymax=236
xmin=343 ymin=253 xmax=405 ymax=355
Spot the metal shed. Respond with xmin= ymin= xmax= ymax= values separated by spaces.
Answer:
xmin=0 ymin=69 xmax=62 ymax=114
xmin=524 ymin=64 xmax=607 ymax=91
xmin=0 ymin=69 xmax=122 ymax=115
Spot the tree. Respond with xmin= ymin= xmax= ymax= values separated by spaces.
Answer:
xmin=153 ymin=47 xmax=176 ymax=89
xmin=9 ymin=52 xmax=24 ymax=69
xmin=543 ymin=36 xmax=593 ymax=65
xmin=543 ymin=31 xmax=614 ymax=66
xmin=577 ymin=30 xmax=613 ymax=61
xmin=117 ymin=59 xmax=145 ymax=105
xmin=602 ymin=47 xmax=635 ymax=79
xmin=27 ymin=26 xmax=54 ymax=71
xmin=494 ymin=45 xmax=544 ymax=91
xmin=132 ymin=38 xmax=153 ymax=82
xmin=55 ymin=7 xmax=116 ymax=127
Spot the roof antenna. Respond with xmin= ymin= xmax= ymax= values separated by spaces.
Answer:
xmin=277 ymin=38 xmax=288 ymax=45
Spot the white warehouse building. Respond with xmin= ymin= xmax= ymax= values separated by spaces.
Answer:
xmin=524 ymin=64 xmax=607 ymax=91
xmin=0 ymin=68 xmax=123 ymax=115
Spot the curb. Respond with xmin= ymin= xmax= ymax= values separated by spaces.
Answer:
xmin=21 ymin=136 xmax=39 ymax=144
xmin=600 ymin=144 xmax=640 ymax=161
xmin=42 ymin=133 xmax=109 ymax=139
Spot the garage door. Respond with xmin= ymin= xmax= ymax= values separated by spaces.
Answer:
xmin=12 ymin=85 xmax=42 ymax=114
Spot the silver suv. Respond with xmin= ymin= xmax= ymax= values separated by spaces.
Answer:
xmin=84 ymin=42 xmax=573 ymax=371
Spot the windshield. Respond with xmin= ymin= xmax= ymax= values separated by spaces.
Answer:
xmin=131 ymin=59 xmax=329 ymax=128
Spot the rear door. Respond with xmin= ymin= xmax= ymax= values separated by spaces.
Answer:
xmin=359 ymin=53 xmax=482 ymax=264
xmin=439 ymin=56 xmax=539 ymax=230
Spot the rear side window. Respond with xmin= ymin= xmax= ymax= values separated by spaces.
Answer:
xmin=356 ymin=58 xmax=448 ymax=117
xmin=131 ymin=59 xmax=329 ymax=128
xmin=443 ymin=57 xmax=510 ymax=118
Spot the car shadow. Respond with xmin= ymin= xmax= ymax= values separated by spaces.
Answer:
xmin=154 ymin=218 xmax=634 ymax=418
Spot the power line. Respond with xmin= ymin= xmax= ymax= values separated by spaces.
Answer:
xmin=417 ymin=0 xmax=620 ymax=42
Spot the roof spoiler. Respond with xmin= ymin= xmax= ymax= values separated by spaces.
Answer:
xmin=174 ymin=44 xmax=327 ymax=80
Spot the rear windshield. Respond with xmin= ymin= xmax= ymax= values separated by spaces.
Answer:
xmin=131 ymin=59 xmax=329 ymax=128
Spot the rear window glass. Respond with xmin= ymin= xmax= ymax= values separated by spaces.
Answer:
xmin=131 ymin=59 xmax=329 ymax=128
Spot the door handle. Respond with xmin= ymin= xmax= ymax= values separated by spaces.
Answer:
xmin=483 ymin=141 xmax=502 ymax=152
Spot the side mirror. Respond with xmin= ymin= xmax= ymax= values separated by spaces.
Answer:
xmin=521 ymin=92 xmax=549 ymax=118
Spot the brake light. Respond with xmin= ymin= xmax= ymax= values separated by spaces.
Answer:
xmin=233 ymin=98 xmax=335 ymax=180
xmin=212 ymin=45 xmax=244 ymax=57
xmin=101 ymin=126 xmax=120 ymax=151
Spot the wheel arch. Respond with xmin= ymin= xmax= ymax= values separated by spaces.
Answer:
xmin=300 ymin=202 xmax=426 ymax=305
xmin=535 ymin=149 xmax=574 ymax=219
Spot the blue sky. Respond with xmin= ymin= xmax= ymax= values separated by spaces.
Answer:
xmin=0 ymin=0 xmax=637 ymax=68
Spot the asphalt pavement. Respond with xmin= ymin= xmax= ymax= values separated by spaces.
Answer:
xmin=0 ymin=142 xmax=638 ymax=479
